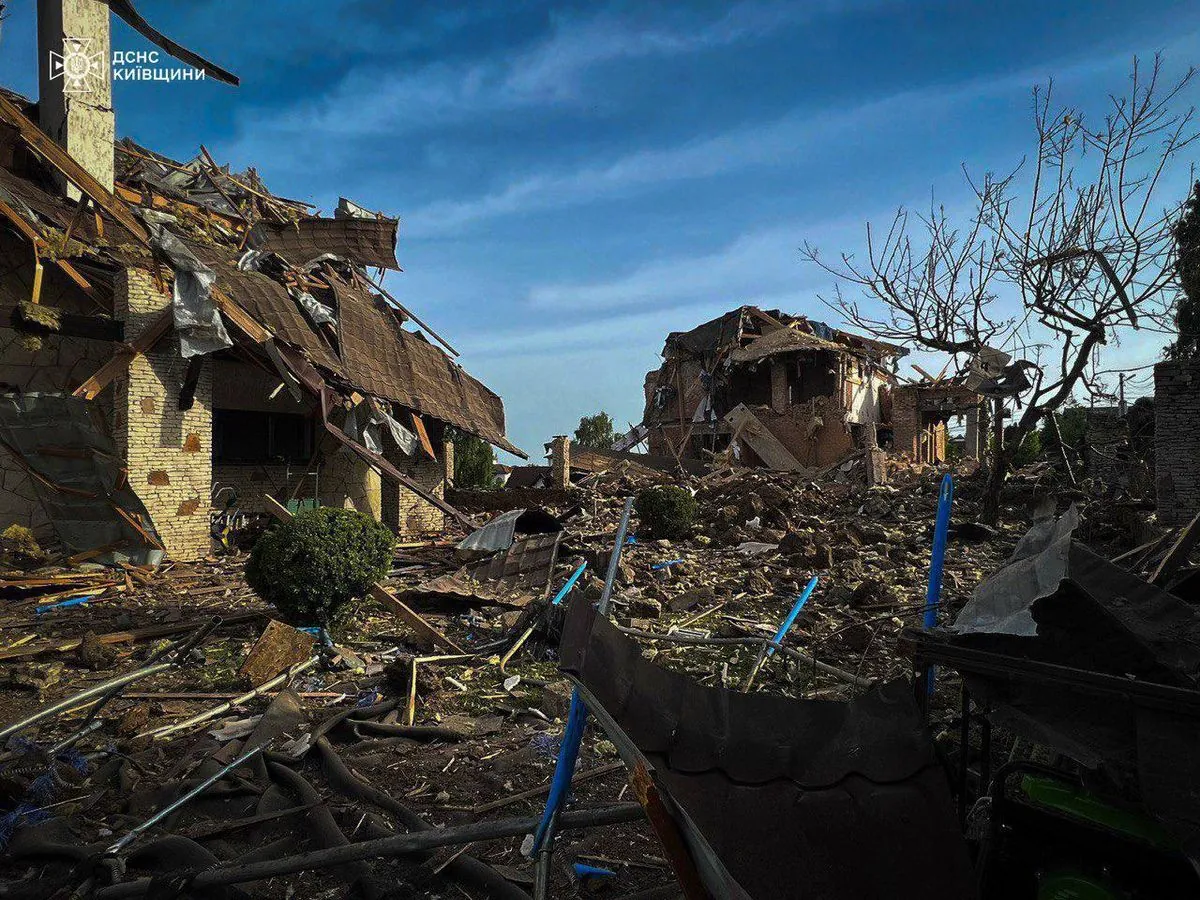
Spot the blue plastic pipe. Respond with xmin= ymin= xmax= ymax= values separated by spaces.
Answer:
xmin=531 ymin=502 xmax=633 ymax=855
xmin=923 ymin=474 xmax=954 ymax=693
xmin=766 ymin=575 xmax=819 ymax=656
xmin=573 ymin=862 xmax=617 ymax=881
xmin=651 ymin=558 xmax=686 ymax=571
xmin=531 ymin=690 xmax=588 ymax=852
xmin=36 ymin=594 xmax=96 ymax=615
xmin=550 ymin=561 xmax=587 ymax=606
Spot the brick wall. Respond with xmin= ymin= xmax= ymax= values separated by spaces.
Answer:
xmin=890 ymin=387 xmax=922 ymax=459
xmin=212 ymin=436 xmax=381 ymax=518
xmin=113 ymin=268 xmax=212 ymax=560
xmin=382 ymin=436 xmax=445 ymax=535
xmin=769 ymin=360 xmax=788 ymax=413
xmin=1155 ymin=361 xmax=1200 ymax=525
xmin=549 ymin=435 xmax=571 ymax=488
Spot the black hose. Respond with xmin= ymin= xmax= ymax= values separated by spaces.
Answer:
xmin=314 ymin=736 xmax=532 ymax=900
xmin=266 ymin=761 xmax=382 ymax=899
xmin=351 ymin=720 xmax=466 ymax=742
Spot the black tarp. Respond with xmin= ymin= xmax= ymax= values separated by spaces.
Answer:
xmin=559 ymin=598 xmax=975 ymax=900
xmin=0 ymin=393 xmax=163 ymax=564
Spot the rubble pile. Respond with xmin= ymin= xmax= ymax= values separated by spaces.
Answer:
xmin=1 ymin=458 xmax=1194 ymax=898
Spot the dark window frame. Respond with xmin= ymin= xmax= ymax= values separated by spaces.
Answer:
xmin=213 ymin=409 xmax=315 ymax=465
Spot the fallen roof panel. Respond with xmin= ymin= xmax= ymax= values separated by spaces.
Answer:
xmin=250 ymin=217 xmax=400 ymax=270
xmin=558 ymin=599 xmax=975 ymax=900
xmin=332 ymin=279 xmax=521 ymax=454
xmin=407 ymin=531 xmax=562 ymax=608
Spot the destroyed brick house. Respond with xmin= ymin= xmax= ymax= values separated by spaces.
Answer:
xmin=0 ymin=2 xmax=522 ymax=563
xmin=641 ymin=305 xmax=985 ymax=470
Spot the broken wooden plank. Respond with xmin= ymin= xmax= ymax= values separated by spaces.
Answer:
xmin=0 ymin=94 xmax=150 ymax=245
xmin=0 ymin=609 xmax=268 ymax=661
xmin=0 ymin=199 xmax=97 ymax=299
xmin=320 ymin=418 xmax=473 ymax=527
xmin=212 ymin=288 xmax=273 ymax=343
xmin=355 ymin=266 xmax=459 ymax=358
xmin=261 ymin=495 xmax=463 ymax=653
xmin=239 ymin=619 xmax=317 ymax=687
xmin=72 ymin=306 xmax=175 ymax=399
xmin=721 ymin=403 xmax=806 ymax=472
xmin=1150 ymin=510 xmax=1200 ymax=586
xmin=411 ymin=412 xmax=437 ymax=460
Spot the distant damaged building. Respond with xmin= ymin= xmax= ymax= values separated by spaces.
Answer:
xmin=642 ymin=306 xmax=982 ymax=470
xmin=0 ymin=2 xmax=521 ymax=562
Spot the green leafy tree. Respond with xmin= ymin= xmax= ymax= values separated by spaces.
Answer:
xmin=1007 ymin=428 xmax=1042 ymax=468
xmin=1167 ymin=181 xmax=1200 ymax=360
xmin=450 ymin=428 xmax=497 ymax=489
xmin=574 ymin=411 xmax=616 ymax=449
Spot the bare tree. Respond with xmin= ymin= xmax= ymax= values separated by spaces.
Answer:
xmin=803 ymin=56 xmax=1196 ymax=520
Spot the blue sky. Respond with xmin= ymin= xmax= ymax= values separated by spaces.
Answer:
xmin=3 ymin=1 xmax=1198 ymax=456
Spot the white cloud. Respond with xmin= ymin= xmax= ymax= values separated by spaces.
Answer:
xmin=401 ymin=38 xmax=1200 ymax=236
xmin=220 ymin=2 xmax=819 ymax=161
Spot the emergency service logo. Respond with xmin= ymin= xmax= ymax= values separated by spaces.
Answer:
xmin=48 ymin=37 xmax=106 ymax=95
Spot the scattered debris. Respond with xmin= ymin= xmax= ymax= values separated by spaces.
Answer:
xmin=238 ymin=619 xmax=318 ymax=686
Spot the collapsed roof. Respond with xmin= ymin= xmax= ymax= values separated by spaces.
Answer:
xmin=0 ymin=92 xmax=522 ymax=458
xmin=662 ymin=305 xmax=908 ymax=363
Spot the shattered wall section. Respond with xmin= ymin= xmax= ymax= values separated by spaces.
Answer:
xmin=892 ymin=384 xmax=980 ymax=463
xmin=1155 ymin=360 xmax=1200 ymax=526
xmin=113 ymin=268 xmax=212 ymax=559
xmin=382 ymin=432 xmax=445 ymax=535
xmin=891 ymin=388 xmax=927 ymax=461
xmin=211 ymin=436 xmax=381 ymax=519
xmin=750 ymin=397 xmax=857 ymax=468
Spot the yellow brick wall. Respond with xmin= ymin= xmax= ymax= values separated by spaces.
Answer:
xmin=113 ymin=268 xmax=213 ymax=560
xmin=212 ymin=432 xmax=382 ymax=518
xmin=382 ymin=433 xmax=446 ymax=535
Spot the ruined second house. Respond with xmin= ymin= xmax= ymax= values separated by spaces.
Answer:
xmin=642 ymin=306 xmax=985 ymax=470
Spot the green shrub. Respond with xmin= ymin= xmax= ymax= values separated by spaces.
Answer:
xmin=0 ymin=524 xmax=46 ymax=569
xmin=246 ymin=507 xmax=393 ymax=627
xmin=635 ymin=486 xmax=698 ymax=539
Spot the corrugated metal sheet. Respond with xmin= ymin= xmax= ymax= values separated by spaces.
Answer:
xmin=457 ymin=508 xmax=562 ymax=555
xmin=408 ymin=532 xmax=563 ymax=608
